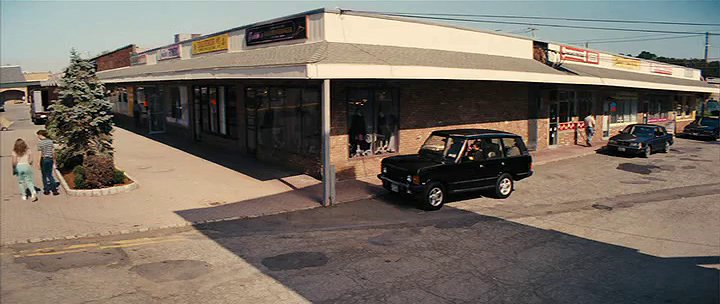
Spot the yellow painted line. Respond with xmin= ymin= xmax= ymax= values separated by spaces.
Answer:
xmin=66 ymin=243 xmax=100 ymax=249
xmin=15 ymin=248 xmax=89 ymax=258
xmin=98 ymin=238 xmax=182 ymax=249
xmin=12 ymin=237 xmax=184 ymax=258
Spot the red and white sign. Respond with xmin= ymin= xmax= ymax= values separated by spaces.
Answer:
xmin=650 ymin=63 xmax=673 ymax=75
xmin=648 ymin=117 xmax=669 ymax=123
xmin=560 ymin=45 xmax=599 ymax=65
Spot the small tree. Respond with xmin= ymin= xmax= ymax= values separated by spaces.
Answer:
xmin=48 ymin=49 xmax=114 ymax=169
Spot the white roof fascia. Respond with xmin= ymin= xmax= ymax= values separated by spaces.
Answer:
xmin=100 ymin=65 xmax=309 ymax=84
xmin=308 ymin=63 xmax=717 ymax=94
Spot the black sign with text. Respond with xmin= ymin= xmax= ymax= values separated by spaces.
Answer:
xmin=246 ymin=16 xmax=307 ymax=46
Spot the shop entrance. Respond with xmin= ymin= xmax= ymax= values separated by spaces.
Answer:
xmin=148 ymin=87 xmax=166 ymax=134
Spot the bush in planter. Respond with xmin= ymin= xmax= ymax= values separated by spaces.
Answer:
xmin=83 ymin=155 xmax=115 ymax=189
xmin=113 ymin=169 xmax=127 ymax=185
xmin=72 ymin=166 xmax=87 ymax=189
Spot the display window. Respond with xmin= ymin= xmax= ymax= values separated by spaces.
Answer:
xmin=347 ymin=88 xmax=399 ymax=158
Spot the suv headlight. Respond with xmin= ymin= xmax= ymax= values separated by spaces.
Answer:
xmin=406 ymin=175 xmax=412 ymax=183
xmin=629 ymin=142 xmax=640 ymax=147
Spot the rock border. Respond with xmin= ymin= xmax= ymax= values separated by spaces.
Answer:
xmin=54 ymin=168 xmax=139 ymax=197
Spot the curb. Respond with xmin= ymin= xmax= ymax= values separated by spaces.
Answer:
xmin=533 ymin=150 xmax=598 ymax=166
xmin=54 ymin=168 xmax=139 ymax=197
xmin=0 ymin=189 xmax=384 ymax=247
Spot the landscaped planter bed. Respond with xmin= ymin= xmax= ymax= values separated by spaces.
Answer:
xmin=55 ymin=168 xmax=138 ymax=197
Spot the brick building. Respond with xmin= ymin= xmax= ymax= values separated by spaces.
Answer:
xmin=89 ymin=44 xmax=140 ymax=72
xmin=94 ymin=9 xmax=718 ymax=181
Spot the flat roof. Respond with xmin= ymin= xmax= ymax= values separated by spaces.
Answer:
xmin=98 ymin=41 xmax=564 ymax=80
xmin=563 ymin=64 xmax=714 ymax=89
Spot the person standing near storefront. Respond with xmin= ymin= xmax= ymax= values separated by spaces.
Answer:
xmin=133 ymin=101 xmax=142 ymax=128
xmin=584 ymin=112 xmax=596 ymax=147
xmin=36 ymin=130 xmax=59 ymax=195
xmin=11 ymin=138 xmax=38 ymax=201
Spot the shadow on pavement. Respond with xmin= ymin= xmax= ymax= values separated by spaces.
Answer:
xmin=179 ymin=195 xmax=720 ymax=303
xmin=113 ymin=117 xmax=298 ymax=181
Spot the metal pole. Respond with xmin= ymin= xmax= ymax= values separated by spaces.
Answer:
xmin=321 ymin=79 xmax=334 ymax=206
xmin=704 ymin=32 xmax=709 ymax=63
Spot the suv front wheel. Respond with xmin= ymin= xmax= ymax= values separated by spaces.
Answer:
xmin=420 ymin=182 xmax=445 ymax=211
xmin=494 ymin=174 xmax=514 ymax=199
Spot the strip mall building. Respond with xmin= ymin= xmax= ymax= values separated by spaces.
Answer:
xmin=96 ymin=9 xmax=718 ymax=179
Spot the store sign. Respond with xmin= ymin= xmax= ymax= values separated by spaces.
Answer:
xmin=192 ymin=34 xmax=229 ymax=55
xmin=130 ymin=54 xmax=147 ymax=65
xmin=157 ymin=45 xmax=180 ymax=61
xmin=246 ymin=16 xmax=307 ymax=46
xmin=650 ymin=63 xmax=673 ymax=75
xmin=613 ymin=56 xmax=640 ymax=70
xmin=560 ymin=45 xmax=599 ymax=65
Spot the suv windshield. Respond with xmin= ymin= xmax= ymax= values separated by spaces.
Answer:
xmin=700 ymin=118 xmax=719 ymax=127
xmin=420 ymin=135 xmax=465 ymax=160
xmin=624 ymin=125 xmax=655 ymax=137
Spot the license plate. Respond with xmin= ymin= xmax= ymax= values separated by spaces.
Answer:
xmin=391 ymin=184 xmax=399 ymax=192
xmin=618 ymin=147 xmax=626 ymax=152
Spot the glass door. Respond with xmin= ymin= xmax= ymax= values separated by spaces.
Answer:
xmin=147 ymin=87 xmax=166 ymax=134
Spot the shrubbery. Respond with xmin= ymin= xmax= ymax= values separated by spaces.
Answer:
xmin=82 ymin=155 xmax=115 ymax=189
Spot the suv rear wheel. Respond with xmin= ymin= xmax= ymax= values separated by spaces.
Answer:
xmin=494 ymin=174 xmax=514 ymax=199
xmin=420 ymin=182 xmax=445 ymax=211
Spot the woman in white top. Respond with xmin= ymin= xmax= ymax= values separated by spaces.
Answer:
xmin=12 ymin=138 xmax=38 ymax=201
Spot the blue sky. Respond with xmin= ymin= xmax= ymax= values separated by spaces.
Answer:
xmin=2 ymin=0 xmax=719 ymax=72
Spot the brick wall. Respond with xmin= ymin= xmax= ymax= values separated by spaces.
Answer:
xmin=330 ymin=80 xmax=531 ymax=179
xmin=95 ymin=46 xmax=135 ymax=72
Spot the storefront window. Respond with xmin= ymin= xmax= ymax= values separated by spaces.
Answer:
xmin=347 ymin=88 xmax=399 ymax=158
xmin=576 ymin=92 xmax=594 ymax=117
xmin=606 ymin=97 xmax=637 ymax=124
xmin=246 ymin=86 xmax=319 ymax=155
xmin=193 ymin=86 xmax=236 ymax=138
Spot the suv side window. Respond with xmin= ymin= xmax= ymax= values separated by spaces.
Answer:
xmin=479 ymin=137 xmax=504 ymax=160
xmin=501 ymin=137 xmax=523 ymax=157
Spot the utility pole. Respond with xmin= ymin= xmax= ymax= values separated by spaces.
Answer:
xmin=705 ymin=32 xmax=710 ymax=63
xmin=585 ymin=42 xmax=589 ymax=48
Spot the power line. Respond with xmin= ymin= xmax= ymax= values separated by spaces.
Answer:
xmin=348 ymin=10 xmax=720 ymax=35
xmin=568 ymin=34 xmax=704 ymax=45
xmin=567 ymin=33 xmax=685 ymax=44
xmin=356 ymin=11 xmax=720 ymax=27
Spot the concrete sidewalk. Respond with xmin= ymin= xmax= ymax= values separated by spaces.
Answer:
xmin=1 ymin=103 xmax=600 ymax=245
xmin=1 ymin=105 xmax=382 ymax=245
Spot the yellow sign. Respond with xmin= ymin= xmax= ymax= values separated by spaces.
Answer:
xmin=613 ymin=56 xmax=641 ymax=70
xmin=192 ymin=34 xmax=229 ymax=55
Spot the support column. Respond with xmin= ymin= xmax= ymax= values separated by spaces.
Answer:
xmin=321 ymin=79 xmax=335 ymax=206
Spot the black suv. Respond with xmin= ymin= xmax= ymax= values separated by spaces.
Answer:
xmin=378 ymin=129 xmax=533 ymax=210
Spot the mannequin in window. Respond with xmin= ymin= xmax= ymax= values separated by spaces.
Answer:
xmin=376 ymin=110 xmax=390 ymax=154
xmin=349 ymin=109 xmax=367 ymax=157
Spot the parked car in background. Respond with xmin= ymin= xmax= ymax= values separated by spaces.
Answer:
xmin=378 ymin=129 xmax=533 ymax=210
xmin=0 ymin=100 xmax=5 ymax=112
xmin=682 ymin=117 xmax=720 ymax=140
xmin=30 ymin=90 xmax=50 ymax=125
xmin=606 ymin=124 xmax=673 ymax=158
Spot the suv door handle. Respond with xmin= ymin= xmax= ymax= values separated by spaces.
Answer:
xmin=478 ymin=164 xmax=484 ymax=168
xmin=501 ymin=162 xmax=505 ymax=166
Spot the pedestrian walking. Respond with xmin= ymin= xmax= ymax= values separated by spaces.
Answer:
xmin=584 ymin=112 xmax=596 ymax=147
xmin=133 ymin=101 xmax=142 ymax=128
xmin=11 ymin=139 xmax=38 ymax=201
xmin=36 ymin=130 xmax=60 ymax=195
